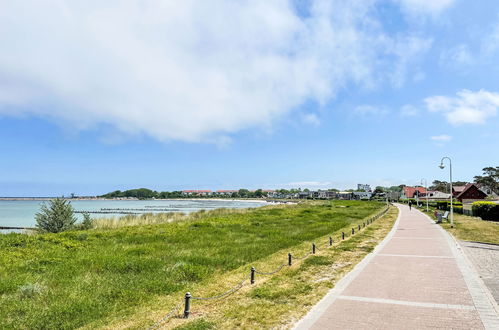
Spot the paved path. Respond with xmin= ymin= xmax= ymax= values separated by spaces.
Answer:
xmin=460 ymin=241 xmax=499 ymax=305
xmin=295 ymin=204 xmax=499 ymax=329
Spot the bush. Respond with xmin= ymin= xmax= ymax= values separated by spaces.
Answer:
xmin=77 ymin=212 xmax=93 ymax=230
xmin=472 ymin=201 xmax=499 ymax=221
xmin=35 ymin=198 xmax=77 ymax=233
xmin=435 ymin=201 xmax=462 ymax=210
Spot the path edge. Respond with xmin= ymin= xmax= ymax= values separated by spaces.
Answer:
xmin=419 ymin=210 xmax=499 ymax=330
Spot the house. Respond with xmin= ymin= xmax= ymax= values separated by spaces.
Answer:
xmin=182 ymin=190 xmax=212 ymax=196
xmin=476 ymin=184 xmax=499 ymax=199
xmin=326 ymin=191 xmax=338 ymax=199
xmin=298 ymin=191 xmax=313 ymax=199
xmin=357 ymin=184 xmax=372 ymax=192
xmin=452 ymin=184 xmax=487 ymax=202
xmin=402 ymin=186 xmax=427 ymax=199
xmin=216 ymin=190 xmax=238 ymax=196
xmin=423 ymin=191 xmax=451 ymax=200
xmin=353 ymin=191 xmax=372 ymax=200
xmin=337 ymin=191 xmax=353 ymax=200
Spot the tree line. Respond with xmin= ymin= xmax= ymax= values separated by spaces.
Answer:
xmin=100 ymin=188 xmax=269 ymax=199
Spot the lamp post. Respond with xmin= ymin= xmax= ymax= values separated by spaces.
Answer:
xmin=421 ymin=178 xmax=429 ymax=212
xmin=439 ymin=157 xmax=454 ymax=227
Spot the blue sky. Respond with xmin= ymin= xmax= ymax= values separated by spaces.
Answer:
xmin=1 ymin=0 xmax=499 ymax=196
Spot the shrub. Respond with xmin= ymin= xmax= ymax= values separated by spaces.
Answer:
xmin=35 ymin=198 xmax=77 ymax=233
xmin=435 ymin=201 xmax=462 ymax=210
xmin=78 ymin=212 xmax=93 ymax=230
xmin=472 ymin=201 xmax=499 ymax=221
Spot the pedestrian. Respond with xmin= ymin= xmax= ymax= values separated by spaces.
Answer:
xmin=409 ymin=200 xmax=412 ymax=210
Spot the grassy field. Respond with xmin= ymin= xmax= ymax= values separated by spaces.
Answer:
xmin=0 ymin=200 xmax=385 ymax=329
xmin=124 ymin=205 xmax=398 ymax=330
xmin=421 ymin=208 xmax=499 ymax=245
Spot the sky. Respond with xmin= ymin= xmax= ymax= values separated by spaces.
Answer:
xmin=1 ymin=0 xmax=499 ymax=196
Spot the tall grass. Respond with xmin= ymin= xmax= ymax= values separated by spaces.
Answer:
xmin=0 ymin=200 xmax=383 ymax=329
xmin=91 ymin=207 xmax=258 ymax=229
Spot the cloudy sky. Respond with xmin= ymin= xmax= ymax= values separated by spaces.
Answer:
xmin=1 ymin=0 xmax=498 ymax=196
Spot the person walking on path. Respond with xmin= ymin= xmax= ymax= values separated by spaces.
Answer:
xmin=408 ymin=200 xmax=412 ymax=210
xmin=294 ymin=203 xmax=499 ymax=329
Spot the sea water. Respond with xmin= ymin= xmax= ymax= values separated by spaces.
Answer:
xmin=0 ymin=199 xmax=267 ymax=229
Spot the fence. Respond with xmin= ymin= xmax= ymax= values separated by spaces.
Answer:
xmin=149 ymin=205 xmax=390 ymax=329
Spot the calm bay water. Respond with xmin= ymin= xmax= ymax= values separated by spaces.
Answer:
xmin=0 ymin=199 xmax=267 ymax=229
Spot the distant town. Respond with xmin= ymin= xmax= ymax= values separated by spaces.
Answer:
xmin=31 ymin=180 xmax=492 ymax=203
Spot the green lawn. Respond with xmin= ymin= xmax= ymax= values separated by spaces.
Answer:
xmin=421 ymin=207 xmax=499 ymax=245
xmin=0 ymin=200 xmax=383 ymax=329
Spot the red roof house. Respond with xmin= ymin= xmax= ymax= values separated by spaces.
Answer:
xmin=453 ymin=184 xmax=487 ymax=202
xmin=403 ymin=186 xmax=427 ymax=198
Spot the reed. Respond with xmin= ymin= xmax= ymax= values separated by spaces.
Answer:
xmin=91 ymin=205 xmax=269 ymax=229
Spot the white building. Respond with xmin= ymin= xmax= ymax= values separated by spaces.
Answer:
xmin=353 ymin=191 xmax=372 ymax=200
xmin=357 ymin=184 xmax=372 ymax=192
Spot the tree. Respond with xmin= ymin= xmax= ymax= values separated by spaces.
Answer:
xmin=430 ymin=180 xmax=448 ymax=192
xmin=35 ymin=198 xmax=77 ymax=233
xmin=238 ymin=189 xmax=250 ymax=198
xmin=79 ymin=212 xmax=93 ymax=230
xmin=474 ymin=166 xmax=499 ymax=194
xmin=254 ymin=189 xmax=263 ymax=198
xmin=389 ymin=185 xmax=403 ymax=192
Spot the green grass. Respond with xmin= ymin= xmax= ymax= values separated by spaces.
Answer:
xmin=171 ymin=206 xmax=398 ymax=330
xmin=0 ymin=200 xmax=383 ymax=329
xmin=421 ymin=207 xmax=499 ymax=245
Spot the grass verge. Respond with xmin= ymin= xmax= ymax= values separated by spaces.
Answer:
xmin=421 ymin=207 xmax=499 ymax=245
xmin=106 ymin=205 xmax=397 ymax=329
xmin=0 ymin=200 xmax=384 ymax=329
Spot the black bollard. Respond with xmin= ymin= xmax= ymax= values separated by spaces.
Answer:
xmin=342 ymin=232 xmax=345 ymax=240
xmin=312 ymin=243 xmax=316 ymax=254
xmin=184 ymin=292 xmax=191 ymax=318
xmin=288 ymin=253 xmax=292 ymax=266
xmin=329 ymin=236 xmax=333 ymax=246
xmin=250 ymin=267 xmax=255 ymax=285
xmin=352 ymin=228 xmax=355 ymax=235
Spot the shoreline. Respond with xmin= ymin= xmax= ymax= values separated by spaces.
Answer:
xmin=0 ymin=199 xmax=276 ymax=231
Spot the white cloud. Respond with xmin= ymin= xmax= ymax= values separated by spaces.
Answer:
xmin=425 ymin=89 xmax=499 ymax=125
xmin=400 ymin=104 xmax=419 ymax=116
xmin=430 ymin=134 xmax=452 ymax=141
xmin=394 ymin=0 xmax=455 ymax=16
xmin=0 ymin=1 xmax=432 ymax=143
xmin=430 ymin=134 xmax=452 ymax=147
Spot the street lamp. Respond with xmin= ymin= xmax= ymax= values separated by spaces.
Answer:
xmin=421 ymin=178 xmax=429 ymax=212
xmin=439 ymin=157 xmax=454 ymax=227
